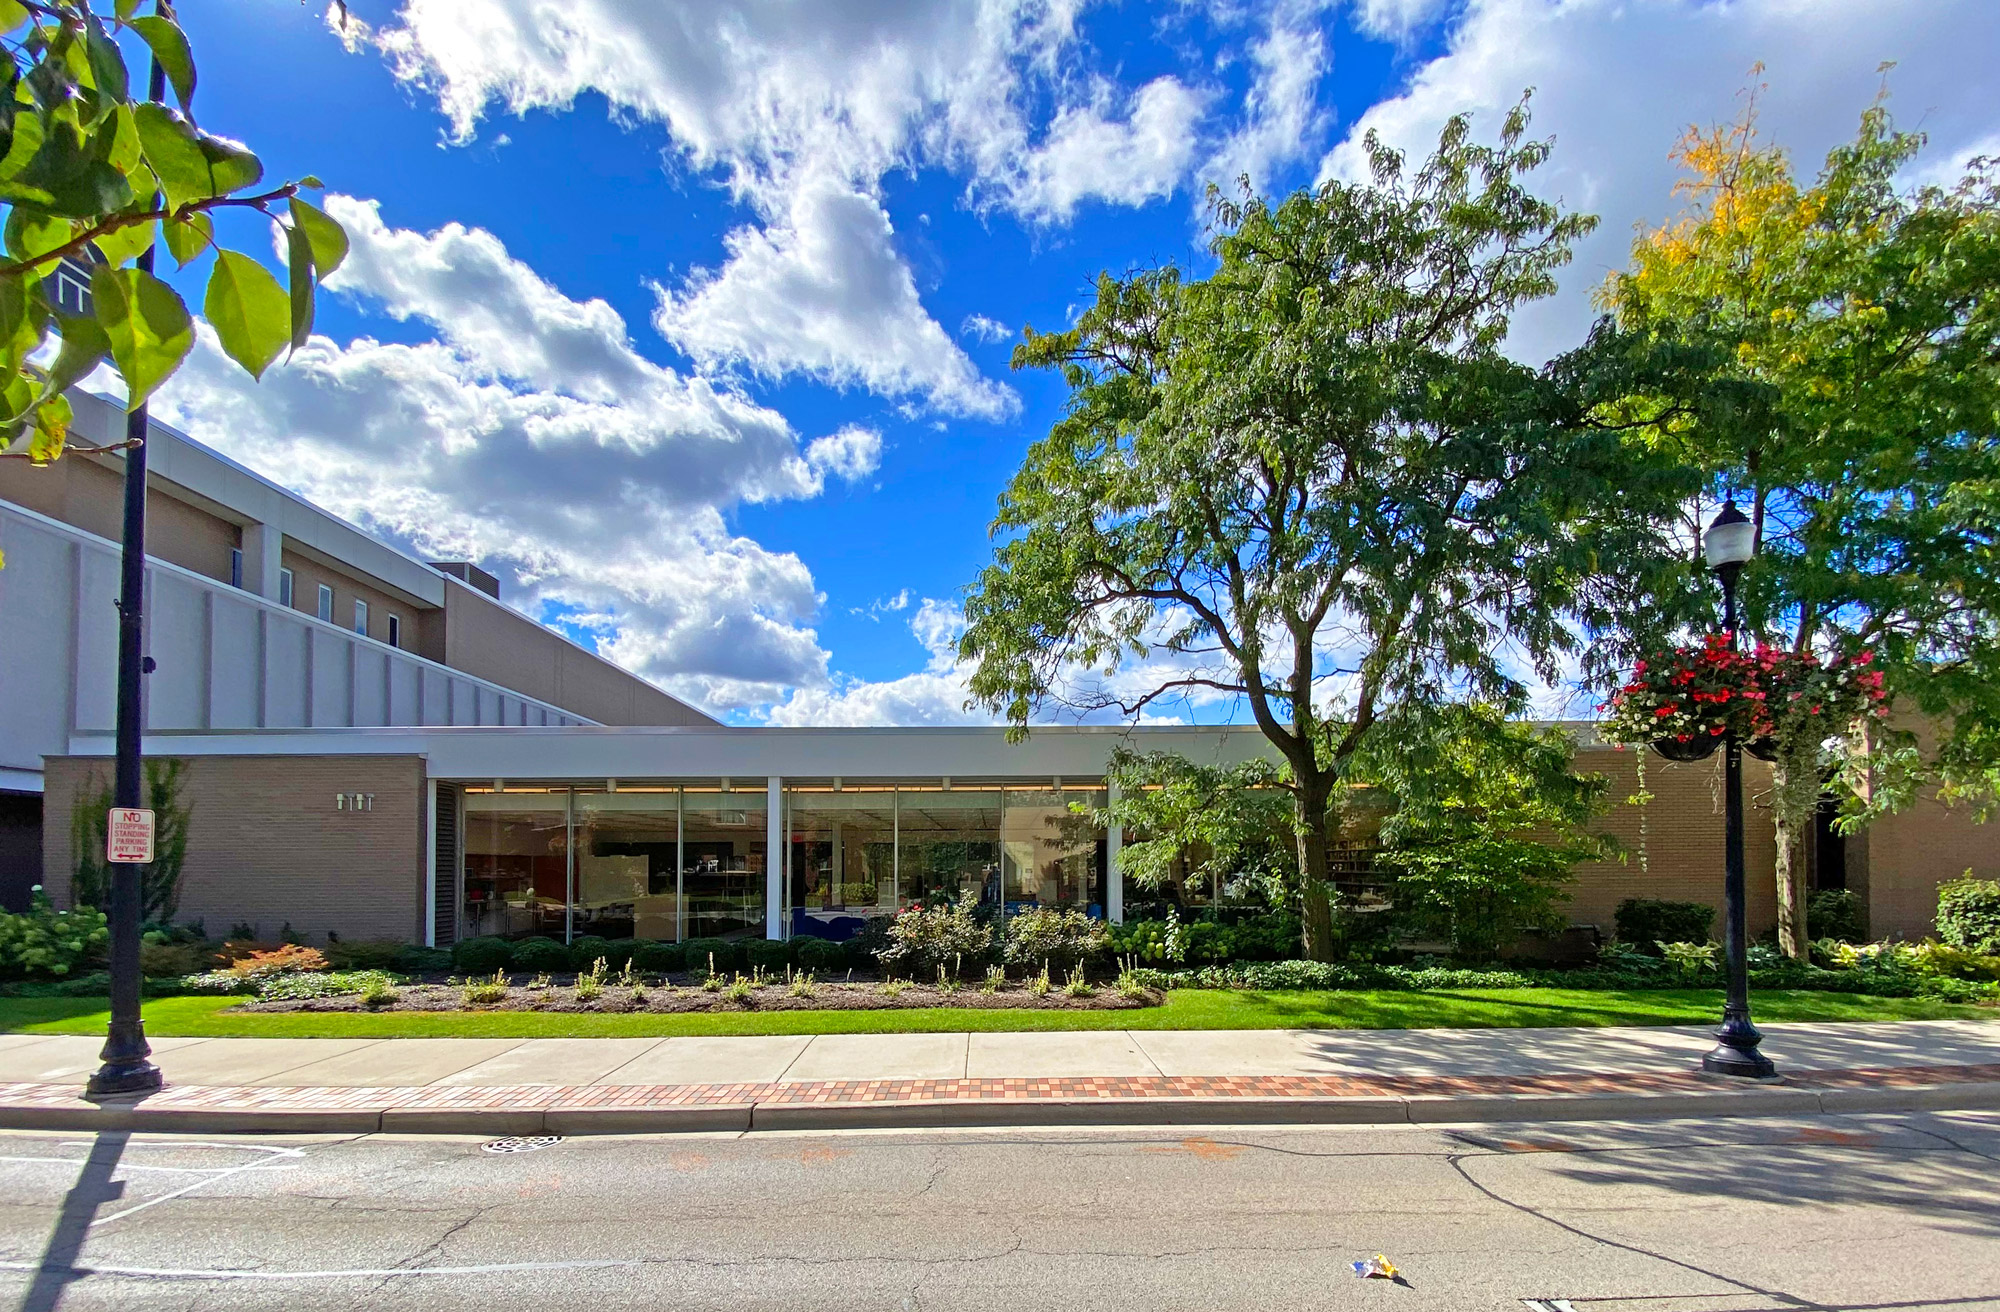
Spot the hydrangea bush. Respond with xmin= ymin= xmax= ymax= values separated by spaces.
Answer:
xmin=0 ymin=887 xmax=109 ymax=978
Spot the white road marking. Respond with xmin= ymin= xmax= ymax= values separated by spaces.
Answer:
xmin=0 ymin=1258 xmax=640 ymax=1282
xmin=53 ymin=1142 xmax=310 ymax=1228
xmin=0 ymin=1155 xmax=297 ymax=1175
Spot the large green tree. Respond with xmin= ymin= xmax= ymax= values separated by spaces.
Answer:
xmin=961 ymin=101 xmax=1689 ymax=960
xmin=0 ymin=0 xmax=346 ymax=477
xmin=1602 ymin=89 xmax=2000 ymax=955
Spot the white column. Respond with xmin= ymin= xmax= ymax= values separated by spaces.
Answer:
xmin=1106 ymin=779 xmax=1124 ymax=925
xmin=240 ymin=521 xmax=282 ymax=600
xmin=766 ymin=775 xmax=784 ymax=940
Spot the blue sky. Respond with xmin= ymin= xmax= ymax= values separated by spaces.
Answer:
xmin=140 ymin=0 xmax=2000 ymax=726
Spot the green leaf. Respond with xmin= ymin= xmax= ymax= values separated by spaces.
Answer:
xmin=196 ymin=131 xmax=261 ymax=195
xmin=129 ymin=16 xmax=195 ymax=114
xmin=161 ymin=212 xmax=212 ymax=267
xmin=4 ymin=206 xmax=71 ymax=271
xmin=45 ymin=311 xmax=109 ymax=395
xmin=114 ymin=0 xmax=142 ymax=19
xmin=0 ymin=1 xmax=29 ymax=34
xmin=203 ymin=249 xmax=288 ymax=379
xmin=132 ymin=102 xmax=206 ymax=210
xmin=90 ymin=216 xmax=153 ymax=268
xmin=104 ymin=103 xmax=141 ymax=180
xmin=0 ymin=108 xmax=42 ymax=188
xmin=284 ymin=218 xmax=313 ymax=349
xmin=288 ymin=196 xmax=346 ymax=277
xmin=82 ymin=13 xmax=129 ymax=105
xmin=28 ymin=390 xmax=72 ymax=462
xmin=90 ymin=264 xmax=192 ymax=408
xmin=297 ymin=174 xmax=323 ymax=189
xmin=0 ymin=271 xmax=50 ymax=372
xmin=4 ymin=117 xmax=132 ymax=217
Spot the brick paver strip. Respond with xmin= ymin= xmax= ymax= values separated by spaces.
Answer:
xmin=2 ymin=1061 xmax=1997 ymax=1125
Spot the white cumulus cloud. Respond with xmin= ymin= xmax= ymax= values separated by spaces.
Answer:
xmin=1320 ymin=0 xmax=2000 ymax=364
xmin=652 ymin=170 xmax=1016 ymax=418
xmin=150 ymin=199 xmax=885 ymax=713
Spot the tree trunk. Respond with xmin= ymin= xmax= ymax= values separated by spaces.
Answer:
xmin=1295 ymin=782 xmax=1337 ymax=962
xmin=1772 ymin=756 xmax=1810 ymax=959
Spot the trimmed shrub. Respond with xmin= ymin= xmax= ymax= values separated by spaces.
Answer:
xmin=795 ymin=937 xmax=843 ymax=971
xmin=683 ymin=938 xmax=738 ymax=975
xmin=567 ymin=935 xmax=614 ymax=971
xmin=1613 ymin=899 xmax=1715 ymax=953
xmin=450 ymin=935 xmax=513 ymax=975
xmin=744 ymin=938 xmax=793 ymax=971
xmin=1806 ymin=888 xmax=1866 ymax=944
xmin=1003 ymin=908 xmax=1109 ymax=971
xmin=139 ymin=941 xmax=202 ymax=978
xmin=631 ymin=940 xmax=685 ymax=972
xmin=323 ymin=939 xmax=407 ymax=971
xmin=394 ymin=945 xmax=452 ymax=974
xmin=598 ymin=939 xmax=638 ymax=971
xmin=508 ymin=937 xmax=571 ymax=973
xmin=1937 ymin=875 xmax=2000 ymax=955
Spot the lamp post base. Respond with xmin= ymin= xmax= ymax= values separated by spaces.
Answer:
xmin=84 ymin=1021 xmax=163 ymax=1100
xmin=1701 ymin=1017 xmax=1777 ymax=1079
xmin=84 ymin=1060 xmax=163 ymax=1099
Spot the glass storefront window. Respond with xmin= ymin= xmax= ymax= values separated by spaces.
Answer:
xmin=573 ymin=789 xmax=681 ymax=940
xmin=462 ymin=790 xmax=570 ymax=940
xmin=682 ymin=784 xmax=767 ymax=938
xmin=453 ymin=778 xmax=1111 ymax=945
xmin=895 ymin=787 xmax=1003 ymax=912
xmin=1001 ymin=787 xmax=1107 ymax=917
xmin=785 ymin=788 xmax=896 ymax=940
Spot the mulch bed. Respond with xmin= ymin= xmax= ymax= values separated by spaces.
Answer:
xmin=236 ymin=977 xmax=1162 ymax=1015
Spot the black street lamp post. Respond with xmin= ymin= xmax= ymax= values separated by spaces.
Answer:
xmin=85 ymin=50 xmax=169 ymax=1102
xmin=1695 ymin=500 xmax=1776 ymax=1079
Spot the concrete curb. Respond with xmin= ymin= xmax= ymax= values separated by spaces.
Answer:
xmin=7 ymin=1080 xmax=1995 ymax=1136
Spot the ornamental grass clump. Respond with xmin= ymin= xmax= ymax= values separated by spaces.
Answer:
xmin=461 ymin=970 xmax=510 ymax=1006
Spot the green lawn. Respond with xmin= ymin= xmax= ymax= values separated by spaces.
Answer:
xmin=0 ymin=989 xmax=1988 ymax=1039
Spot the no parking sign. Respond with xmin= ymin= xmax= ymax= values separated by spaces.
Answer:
xmin=106 ymin=807 xmax=155 ymax=864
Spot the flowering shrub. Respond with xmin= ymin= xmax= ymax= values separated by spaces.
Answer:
xmin=1600 ymin=635 xmax=1888 ymax=748
xmin=874 ymin=902 xmax=993 ymax=978
xmin=1002 ymin=907 xmax=1109 ymax=970
xmin=0 ymin=887 xmax=109 ymax=978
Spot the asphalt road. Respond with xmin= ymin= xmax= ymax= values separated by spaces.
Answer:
xmin=0 ymin=1112 xmax=1995 ymax=1311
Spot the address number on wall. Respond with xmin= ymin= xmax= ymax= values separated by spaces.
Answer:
xmin=335 ymin=793 xmax=375 ymax=812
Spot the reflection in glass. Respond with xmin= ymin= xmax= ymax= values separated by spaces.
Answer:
xmin=682 ymin=785 xmax=767 ymax=938
xmin=896 ymin=788 xmax=1002 ymax=912
xmin=1001 ymin=788 xmax=1107 ymax=916
xmin=574 ymin=789 xmax=681 ymax=940
xmin=462 ymin=790 xmax=570 ymax=940
xmin=785 ymin=789 xmax=896 ymax=940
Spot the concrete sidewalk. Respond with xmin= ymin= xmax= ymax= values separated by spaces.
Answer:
xmin=2 ymin=1018 xmax=1995 ymax=1135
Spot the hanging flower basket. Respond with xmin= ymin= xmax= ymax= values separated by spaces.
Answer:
xmin=1600 ymin=635 xmax=1888 ymax=761
xmin=1651 ymin=734 xmax=1722 ymax=762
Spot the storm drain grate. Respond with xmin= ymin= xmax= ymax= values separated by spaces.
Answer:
xmin=481 ymin=1135 xmax=563 ymax=1154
